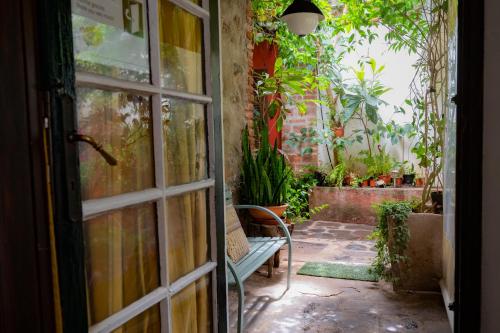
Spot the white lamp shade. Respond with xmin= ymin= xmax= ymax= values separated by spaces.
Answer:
xmin=281 ymin=12 xmax=323 ymax=36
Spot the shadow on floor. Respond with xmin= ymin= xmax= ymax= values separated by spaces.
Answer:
xmin=228 ymin=220 xmax=451 ymax=333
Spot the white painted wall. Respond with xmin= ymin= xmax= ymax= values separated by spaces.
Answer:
xmin=482 ymin=0 xmax=500 ymax=332
xmin=318 ymin=27 xmax=421 ymax=171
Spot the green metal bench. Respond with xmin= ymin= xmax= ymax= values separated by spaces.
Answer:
xmin=227 ymin=205 xmax=292 ymax=333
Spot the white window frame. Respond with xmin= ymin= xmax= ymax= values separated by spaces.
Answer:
xmin=74 ymin=0 xmax=219 ymax=332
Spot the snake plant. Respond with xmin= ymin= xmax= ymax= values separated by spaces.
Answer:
xmin=240 ymin=126 xmax=291 ymax=206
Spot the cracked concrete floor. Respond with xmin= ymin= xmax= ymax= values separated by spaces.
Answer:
xmin=228 ymin=221 xmax=451 ymax=333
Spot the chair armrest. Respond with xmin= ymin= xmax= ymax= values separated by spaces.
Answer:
xmin=233 ymin=205 xmax=292 ymax=244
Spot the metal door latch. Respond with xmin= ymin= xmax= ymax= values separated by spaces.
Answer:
xmin=68 ymin=133 xmax=118 ymax=166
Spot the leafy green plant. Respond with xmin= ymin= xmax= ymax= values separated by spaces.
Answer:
xmin=360 ymin=145 xmax=395 ymax=178
xmin=326 ymin=162 xmax=346 ymax=188
xmin=333 ymin=0 xmax=449 ymax=211
xmin=255 ymin=58 xmax=321 ymax=131
xmin=284 ymin=173 xmax=328 ymax=223
xmin=240 ymin=126 xmax=292 ymax=206
xmin=341 ymin=59 xmax=390 ymax=157
xmin=369 ymin=200 xmax=413 ymax=282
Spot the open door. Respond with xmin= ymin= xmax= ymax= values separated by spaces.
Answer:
xmin=40 ymin=0 xmax=227 ymax=331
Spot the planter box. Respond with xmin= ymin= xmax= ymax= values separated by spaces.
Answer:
xmin=390 ymin=213 xmax=443 ymax=292
xmin=309 ymin=187 xmax=423 ymax=225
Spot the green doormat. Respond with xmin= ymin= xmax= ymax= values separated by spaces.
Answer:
xmin=297 ymin=262 xmax=379 ymax=282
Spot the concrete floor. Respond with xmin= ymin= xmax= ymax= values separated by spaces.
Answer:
xmin=229 ymin=220 xmax=451 ymax=333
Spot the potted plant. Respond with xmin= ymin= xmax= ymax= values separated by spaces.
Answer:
xmin=402 ymin=163 xmax=416 ymax=186
xmin=326 ymin=161 xmax=346 ymax=188
xmin=361 ymin=177 xmax=370 ymax=187
xmin=361 ymin=146 xmax=395 ymax=187
xmin=240 ymin=127 xmax=292 ymax=224
xmin=415 ymin=172 xmax=425 ymax=187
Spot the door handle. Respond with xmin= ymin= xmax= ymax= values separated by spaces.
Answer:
xmin=68 ymin=133 xmax=118 ymax=166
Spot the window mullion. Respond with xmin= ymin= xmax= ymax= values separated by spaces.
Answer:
xmin=168 ymin=0 xmax=209 ymax=19
xmin=148 ymin=0 xmax=171 ymax=332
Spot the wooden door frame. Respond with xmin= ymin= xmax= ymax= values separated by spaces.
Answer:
xmin=0 ymin=0 xmax=56 ymax=332
xmin=454 ymin=0 xmax=484 ymax=331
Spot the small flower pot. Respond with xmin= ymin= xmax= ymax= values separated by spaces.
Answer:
xmin=395 ymin=178 xmax=403 ymax=187
xmin=415 ymin=177 xmax=424 ymax=187
xmin=362 ymin=180 xmax=369 ymax=187
xmin=344 ymin=175 xmax=353 ymax=186
xmin=333 ymin=127 xmax=345 ymax=138
xmin=403 ymin=174 xmax=416 ymax=185
xmin=378 ymin=174 xmax=392 ymax=185
xmin=369 ymin=178 xmax=377 ymax=187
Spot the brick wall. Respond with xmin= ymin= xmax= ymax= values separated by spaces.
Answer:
xmin=282 ymin=90 xmax=320 ymax=170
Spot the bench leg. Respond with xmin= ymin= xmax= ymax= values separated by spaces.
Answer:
xmin=267 ymin=255 xmax=274 ymax=278
xmin=235 ymin=276 xmax=245 ymax=333
xmin=274 ymin=250 xmax=280 ymax=268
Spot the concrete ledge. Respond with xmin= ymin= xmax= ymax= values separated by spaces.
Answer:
xmin=392 ymin=213 xmax=443 ymax=292
xmin=310 ymin=186 xmax=424 ymax=225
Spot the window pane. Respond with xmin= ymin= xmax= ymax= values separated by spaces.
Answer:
xmin=172 ymin=275 xmax=212 ymax=333
xmin=72 ymin=0 xmax=150 ymax=82
xmin=159 ymin=1 xmax=205 ymax=94
xmin=162 ymin=98 xmax=208 ymax=186
xmin=111 ymin=305 xmax=161 ymax=333
xmin=84 ymin=204 xmax=160 ymax=325
xmin=166 ymin=191 xmax=209 ymax=282
xmin=77 ymin=88 xmax=154 ymax=200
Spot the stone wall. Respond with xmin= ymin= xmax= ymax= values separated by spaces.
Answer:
xmin=310 ymin=187 xmax=423 ymax=225
xmin=220 ymin=0 xmax=253 ymax=190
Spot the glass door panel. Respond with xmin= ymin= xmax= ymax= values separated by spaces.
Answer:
xmin=77 ymin=88 xmax=154 ymax=200
xmin=111 ymin=305 xmax=161 ymax=333
xmin=166 ymin=190 xmax=209 ymax=282
xmin=72 ymin=0 xmax=150 ymax=82
xmin=162 ymin=98 xmax=208 ymax=186
xmin=171 ymin=275 xmax=212 ymax=333
xmin=158 ymin=1 xmax=205 ymax=94
xmin=84 ymin=204 xmax=160 ymax=324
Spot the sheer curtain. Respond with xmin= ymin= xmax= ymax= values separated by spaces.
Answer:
xmin=159 ymin=1 xmax=211 ymax=332
xmin=78 ymin=91 xmax=161 ymax=332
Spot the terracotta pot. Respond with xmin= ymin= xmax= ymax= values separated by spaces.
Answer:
xmin=378 ymin=174 xmax=392 ymax=185
xmin=249 ymin=204 xmax=288 ymax=225
xmin=369 ymin=179 xmax=376 ymax=187
xmin=362 ymin=180 xmax=369 ymax=187
xmin=395 ymin=178 xmax=403 ymax=186
xmin=344 ymin=176 xmax=353 ymax=186
xmin=415 ymin=178 xmax=424 ymax=187
xmin=333 ymin=127 xmax=345 ymax=138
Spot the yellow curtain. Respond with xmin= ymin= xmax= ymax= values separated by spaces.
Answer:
xmin=160 ymin=1 xmax=210 ymax=332
xmin=79 ymin=90 xmax=160 ymax=332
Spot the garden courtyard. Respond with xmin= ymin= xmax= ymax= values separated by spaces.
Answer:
xmin=228 ymin=220 xmax=451 ymax=333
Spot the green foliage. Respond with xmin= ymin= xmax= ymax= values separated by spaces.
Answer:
xmin=255 ymin=58 xmax=321 ymax=131
xmin=240 ymin=127 xmax=292 ymax=206
xmin=285 ymin=127 xmax=317 ymax=156
xmin=341 ymin=59 xmax=390 ymax=156
xmin=369 ymin=201 xmax=413 ymax=282
xmin=284 ymin=173 xmax=328 ymax=223
xmin=360 ymin=146 xmax=396 ymax=178
xmin=327 ymin=162 xmax=346 ymax=188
